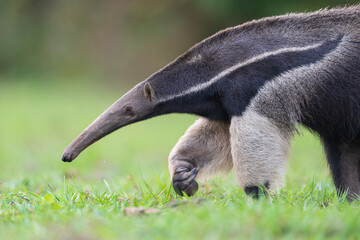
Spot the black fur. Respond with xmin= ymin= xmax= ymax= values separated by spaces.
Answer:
xmin=217 ymin=38 xmax=342 ymax=117
xmin=152 ymin=37 xmax=342 ymax=122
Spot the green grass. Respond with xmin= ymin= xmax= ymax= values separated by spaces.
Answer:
xmin=0 ymin=78 xmax=359 ymax=240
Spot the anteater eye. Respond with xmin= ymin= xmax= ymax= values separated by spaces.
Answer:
xmin=124 ymin=105 xmax=134 ymax=115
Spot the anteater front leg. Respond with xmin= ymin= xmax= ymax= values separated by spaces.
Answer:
xmin=230 ymin=109 xmax=291 ymax=197
xmin=169 ymin=118 xmax=232 ymax=196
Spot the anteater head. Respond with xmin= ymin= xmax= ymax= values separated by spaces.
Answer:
xmin=62 ymin=82 xmax=159 ymax=162
xmin=62 ymin=41 xmax=231 ymax=162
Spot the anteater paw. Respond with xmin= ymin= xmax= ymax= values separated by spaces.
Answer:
xmin=172 ymin=166 xmax=199 ymax=197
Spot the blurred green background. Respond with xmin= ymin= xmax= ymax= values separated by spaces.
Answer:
xmin=1 ymin=1 xmax=359 ymax=239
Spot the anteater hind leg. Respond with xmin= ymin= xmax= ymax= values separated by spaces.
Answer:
xmin=169 ymin=118 xmax=232 ymax=196
xmin=230 ymin=109 xmax=291 ymax=197
xmin=323 ymin=140 xmax=360 ymax=201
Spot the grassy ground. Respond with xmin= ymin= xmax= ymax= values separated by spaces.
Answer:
xmin=0 ymin=78 xmax=359 ymax=239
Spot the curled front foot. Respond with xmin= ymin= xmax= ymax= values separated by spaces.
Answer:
xmin=172 ymin=166 xmax=199 ymax=196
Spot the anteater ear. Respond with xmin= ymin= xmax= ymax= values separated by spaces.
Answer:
xmin=144 ymin=82 xmax=155 ymax=102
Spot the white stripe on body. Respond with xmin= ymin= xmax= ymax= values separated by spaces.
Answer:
xmin=158 ymin=42 xmax=323 ymax=103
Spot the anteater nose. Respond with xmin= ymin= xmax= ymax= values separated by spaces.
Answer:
xmin=62 ymin=154 xmax=73 ymax=162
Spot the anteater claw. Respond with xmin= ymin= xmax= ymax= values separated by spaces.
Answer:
xmin=172 ymin=167 xmax=199 ymax=196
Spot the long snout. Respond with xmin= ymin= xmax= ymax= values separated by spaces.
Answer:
xmin=62 ymin=104 xmax=123 ymax=162
xmin=62 ymin=83 xmax=155 ymax=162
